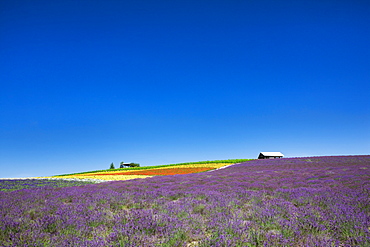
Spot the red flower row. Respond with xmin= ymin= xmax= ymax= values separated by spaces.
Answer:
xmin=89 ymin=167 xmax=213 ymax=176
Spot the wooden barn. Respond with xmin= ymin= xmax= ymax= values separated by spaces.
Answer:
xmin=258 ymin=152 xmax=284 ymax=159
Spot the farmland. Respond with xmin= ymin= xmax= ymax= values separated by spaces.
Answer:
xmin=48 ymin=159 xmax=249 ymax=181
xmin=0 ymin=155 xmax=369 ymax=246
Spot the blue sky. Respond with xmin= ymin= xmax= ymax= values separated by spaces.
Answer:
xmin=1 ymin=0 xmax=369 ymax=178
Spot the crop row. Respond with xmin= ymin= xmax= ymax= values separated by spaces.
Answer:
xmin=0 ymin=179 xmax=96 ymax=192
xmin=88 ymin=167 xmax=213 ymax=176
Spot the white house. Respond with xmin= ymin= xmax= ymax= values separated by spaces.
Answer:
xmin=258 ymin=152 xmax=284 ymax=159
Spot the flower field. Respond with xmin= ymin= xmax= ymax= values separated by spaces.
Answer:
xmin=55 ymin=163 xmax=231 ymax=181
xmin=0 ymin=179 xmax=96 ymax=192
xmin=1 ymin=155 xmax=369 ymax=246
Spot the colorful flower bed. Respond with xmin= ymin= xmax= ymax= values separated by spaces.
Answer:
xmin=1 ymin=155 xmax=369 ymax=246
xmin=57 ymin=163 xmax=230 ymax=181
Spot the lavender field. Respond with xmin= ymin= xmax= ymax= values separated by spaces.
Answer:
xmin=1 ymin=156 xmax=369 ymax=246
xmin=0 ymin=179 xmax=97 ymax=192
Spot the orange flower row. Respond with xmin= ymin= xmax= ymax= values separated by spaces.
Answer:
xmin=87 ymin=167 xmax=213 ymax=176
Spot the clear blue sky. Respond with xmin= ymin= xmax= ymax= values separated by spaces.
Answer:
xmin=1 ymin=0 xmax=369 ymax=178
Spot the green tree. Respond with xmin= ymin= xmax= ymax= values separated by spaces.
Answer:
xmin=129 ymin=163 xmax=140 ymax=167
xmin=110 ymin=162 xmax=115 ymax=169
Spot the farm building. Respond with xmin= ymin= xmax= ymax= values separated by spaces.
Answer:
xmin=120 ymin=163 xmax=131 ymax=168
xmin=258 ymin=152 xmax=284 ymax=159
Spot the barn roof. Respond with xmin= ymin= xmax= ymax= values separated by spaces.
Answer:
xmin=259 ymin=152 xmax=284 ymax=157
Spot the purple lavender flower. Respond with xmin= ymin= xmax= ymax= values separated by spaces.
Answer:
xmin=0 ymin=155 xmax=369 ymax=246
